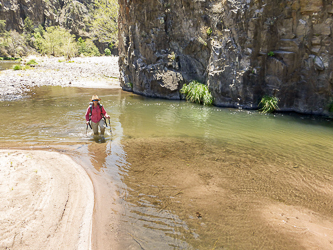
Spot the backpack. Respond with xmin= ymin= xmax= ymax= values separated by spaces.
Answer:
xmin=88 ymin=102 xmax=105 ymax=121
xmin=87 ymin=102 xmax=110 ymax=130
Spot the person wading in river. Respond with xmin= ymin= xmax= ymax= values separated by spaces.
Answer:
xmin=85 ymin=95 xmax=110 ymax=136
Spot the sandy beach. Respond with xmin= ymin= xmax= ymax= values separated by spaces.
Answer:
xmin=0 ymin=150 xmax=94 ymax=250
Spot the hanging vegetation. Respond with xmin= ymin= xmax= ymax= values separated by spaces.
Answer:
xmin=258 ymin=95 xmax=279 ymax=113
xmin=180 ymin=80 xmax=213 ymax=106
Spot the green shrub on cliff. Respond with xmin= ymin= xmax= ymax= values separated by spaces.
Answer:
xmin=34 ymin=24 xmax=45 ymax=37
xmin=268 ymin=51 xmax=275 ymax=57
xmin=0 ymin=20 xmax=5 ymax=34
xmin=207 ymin=27 xmax=213 ymax=36
xmin=92 ymin=0 xmax=118 ymax=46
xmin=23 ymin=17 xmax=34 ymax=46
xmin=258 ymin=95 xmax=279 ymax=113
xmin=180 ymin=80 xmax=213 ymax=106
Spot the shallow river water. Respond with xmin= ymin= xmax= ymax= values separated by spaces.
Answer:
xmin=1 ymin=86 xmax=333 ymax=249
xmin=0 ymin=61 xmax=18 ymax=71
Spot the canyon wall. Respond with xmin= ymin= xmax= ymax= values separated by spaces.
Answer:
xmin=118 ymin=0 xmax=333 ymax=114
xmin=0 ymin=0 xmax=92 ymax=37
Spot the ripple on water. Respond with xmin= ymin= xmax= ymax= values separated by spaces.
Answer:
xmin=118 ymin=137 xmax=333 ymax=249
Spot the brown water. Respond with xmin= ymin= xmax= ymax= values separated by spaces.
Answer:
xmin=1 ymin=86 xmax=333 ymax=249
xmin=0 ymin=61 xmax=18 ymax=71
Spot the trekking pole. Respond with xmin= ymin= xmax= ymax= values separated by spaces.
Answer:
xmin=108 ymin=118 xmax=112 ymax=136
xmin=86 ymin=121 xmax=92 ymax=135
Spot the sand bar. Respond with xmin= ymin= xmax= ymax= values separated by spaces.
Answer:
xmin=0 ymin=150 xmax=94 ymax=250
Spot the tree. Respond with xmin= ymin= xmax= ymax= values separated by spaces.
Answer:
xmin=0 ymin=20 xmax=6 ymax=34
xmin=6 ymin=31 xmax=26 ymax=57
xmin=77 ymin=37 xmax=100 ymax=56
xmin=0 ymin=20 xmax=9 ymax=56
xmin=24 ymin=17 xmax=34 ymax=46
xmin=34 ymin=24 xmax=45 ymax=37
xmin=61 ymin=31 xmax=78 ymax=58
xmin=24 ymin=17 xmax=34 ymax=35
xmin=34 ymin=26 xmax=78 ymax=57
xmin=91 ymin=0 xmax=118 ymax=45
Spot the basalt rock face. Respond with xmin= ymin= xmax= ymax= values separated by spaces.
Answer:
xmin=118 ymin=0 xmax=333 ymax=114
xmin=0 ymin=0 xmax=92 ymax=37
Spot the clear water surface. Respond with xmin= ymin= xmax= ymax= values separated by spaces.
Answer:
xmin=0 ymin=86 xmax=333 ymax=249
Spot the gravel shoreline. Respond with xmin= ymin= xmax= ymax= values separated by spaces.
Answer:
xmin=0 ymin=56 xmax=120 ymax=101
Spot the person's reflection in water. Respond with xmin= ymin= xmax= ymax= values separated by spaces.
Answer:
xmin=93 ymin=135 xmax=106 ymax=144
xmin=87 ymin=140 xmax=111 ymax=171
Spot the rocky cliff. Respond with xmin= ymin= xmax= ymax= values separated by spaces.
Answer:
xmin=0 ymin=0 xmax=92 ymax=37
xmin=118 ymin=0 xmax=333 ymax=115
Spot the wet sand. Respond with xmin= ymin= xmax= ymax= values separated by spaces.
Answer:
xmin=0 ymin=150 xmax=94 ymax=249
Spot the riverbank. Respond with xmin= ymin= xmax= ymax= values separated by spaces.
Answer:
xmin=0 ymin=56 xmax=119 ymax=249
xmin=0 ymin=56 xmax=120 ymax=101
xmin=0 ymin=149 xmax=94 ymax=249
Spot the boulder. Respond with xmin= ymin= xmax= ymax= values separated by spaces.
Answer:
xmin=300 ymin=0 xmax=323 ymax=13
xmin=313 ymin=56 xmax=325 ymax=71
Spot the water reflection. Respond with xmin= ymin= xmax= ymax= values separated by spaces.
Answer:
xmin=87 ymin=139 xmax=110 ymax=171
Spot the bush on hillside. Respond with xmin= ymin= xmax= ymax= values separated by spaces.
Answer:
xmin=104 ymin=48 xmax=111 ymax=56
xmin=0 ymin=29 xmax=30 ymax=57
xmin=77 ymin=37 xmax=100 ymax=56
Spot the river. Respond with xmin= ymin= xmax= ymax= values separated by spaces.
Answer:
xmin=0 ymin=61 xmax=18 ymax=71
xmin=1 ymin=85 xmax=333 ymax=249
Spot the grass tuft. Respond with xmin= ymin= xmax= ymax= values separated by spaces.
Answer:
xmin=26 ymin=59 xmax=38 ymax=65
xmin=13 ymin=65 xmax=22 ymax=70
xmin=207 ymin=27 xmax=213 ymax=36
xmin=268 ymin=51 xmax=275 ymax=57
xmin=23 ymin=65 xmax=32 ymax=70
xmin=180 ymin=80 xmax=213 ymax=106
xmin=259 ymin=95 xmax=279 ymax=113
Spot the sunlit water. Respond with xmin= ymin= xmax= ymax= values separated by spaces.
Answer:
xmin=1 ymin=86 xmax=333 ymax=249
